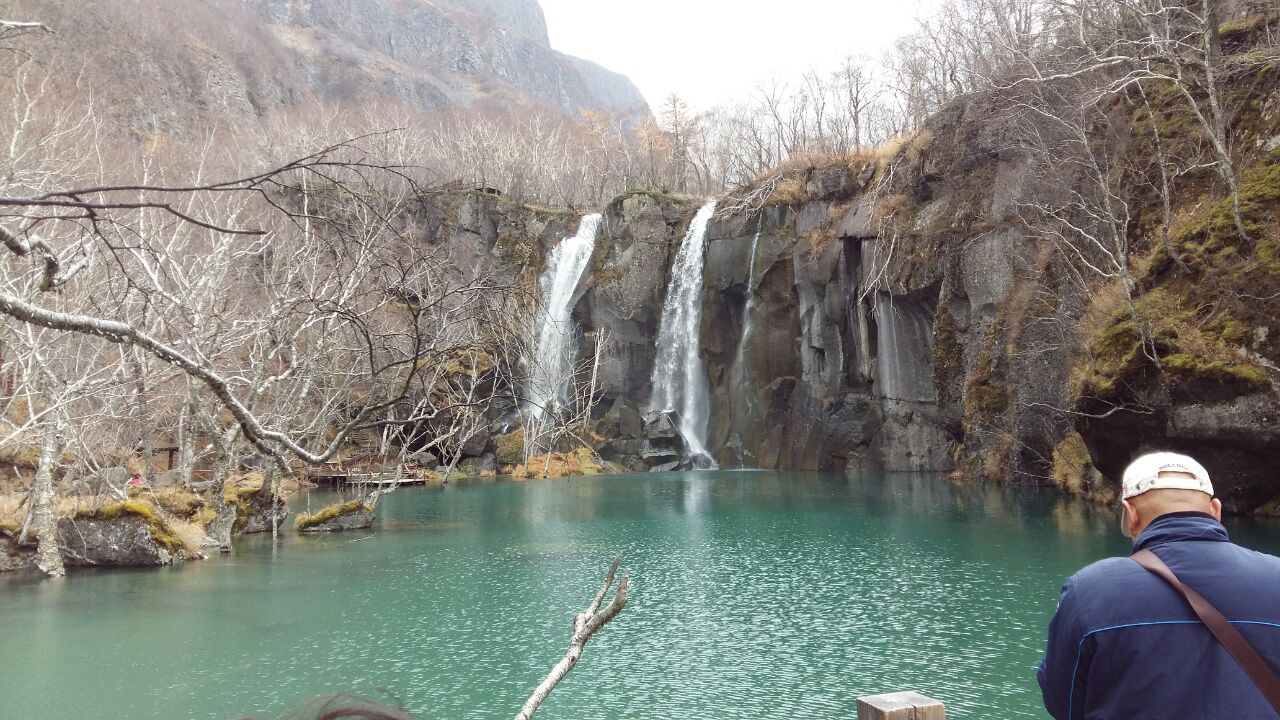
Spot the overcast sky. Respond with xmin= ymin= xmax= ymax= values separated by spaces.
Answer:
xmin=540 ymin=0 xmax=941 ymax=111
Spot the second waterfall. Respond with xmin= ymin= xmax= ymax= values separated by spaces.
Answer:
xmin=528 ymin=213 xmax=602 ymax=418
xmin=649 ymin=201 xmax=717 ymax=464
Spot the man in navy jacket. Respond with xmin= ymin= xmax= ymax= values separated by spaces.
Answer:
xmin=1038 ymin=452 xmax=1280 ymax=719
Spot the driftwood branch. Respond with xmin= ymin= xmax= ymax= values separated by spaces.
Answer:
xmin=514 ymin=554 xmax=630 ymax=720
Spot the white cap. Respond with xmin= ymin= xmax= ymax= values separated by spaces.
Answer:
xmin=1121 ymin=452 xmax=1213 ymax=500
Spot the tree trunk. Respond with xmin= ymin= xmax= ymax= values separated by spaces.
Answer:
xmin=1199 ymin=0 xmax=1251 ymax=243
xmin=32 ymin=429 xmax=64 ymax=578
xmin=204 ymin=447 xmax=236 ymax=551
xmin=177 ymin=394 xmax=196 ymax=488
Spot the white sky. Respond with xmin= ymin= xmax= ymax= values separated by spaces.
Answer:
xmin=540 ymin=0 xmax=941 ymax=111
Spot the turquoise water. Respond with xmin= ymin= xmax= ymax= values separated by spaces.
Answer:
xmin=2 ymin=471 xmax=1277 ymax=719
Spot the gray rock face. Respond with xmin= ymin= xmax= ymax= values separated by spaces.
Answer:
xmin=1082 ymin=392 xmax=1280 ymax=513
xmin=24 ymin=0 xmax=649 ymax=144
xmin=56 ymin=516 xmax=175 ymax=568
xmin=241 ymin=0 xmax=648 ymax=118
xmin=579 ymin=193 xmax=700 ymax=406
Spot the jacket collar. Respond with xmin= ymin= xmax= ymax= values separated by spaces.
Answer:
xmin=1131 ymin=511 xmax=1230 ymax=553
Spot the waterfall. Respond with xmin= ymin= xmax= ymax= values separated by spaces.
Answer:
xmin=874 ymin=297 xmax=934 ymax=404
xmin=649 ymin=201 xmax=717 ymax=461
xmin=527 ymin=213 xmax=602 ymax=419
xmin=731 ymin=222 xmax=762 ymax=383
xmin=874 ymin=295 xmax=950 ymax=471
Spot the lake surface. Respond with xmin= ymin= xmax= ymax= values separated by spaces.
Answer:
xmin=3 ymin=471 xmax=1278 ymax=719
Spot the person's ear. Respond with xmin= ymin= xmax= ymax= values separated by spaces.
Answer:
xmin=1209 ymin=497 xmax=1223 ymax=522
xmin=1121 ymin=499 xmax=1140 ymax=538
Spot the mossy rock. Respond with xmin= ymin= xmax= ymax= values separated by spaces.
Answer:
xmin=965 ymin=382 xmax=1010 ymax=419
xmin=1159 ymin=353 xmax=1270 ymax=390
xmin=296 ymin=500 xmax=374 ymax=533
xmin=69 ymin=500 xmax=185 ymax=558
xmin=932 ymin=305 xmax=965 ymax=402
xmin=494 ymin=429 xmax=525 ymax=466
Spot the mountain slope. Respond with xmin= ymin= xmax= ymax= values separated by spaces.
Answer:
xmin=1 ymin=0 xmax=649 ymax=137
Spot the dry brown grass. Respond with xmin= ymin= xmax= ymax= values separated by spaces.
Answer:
xmin=771 ymin=177 xmax=806 ymax=205
xmin=806 ymin=227 xmax=839 ymax=261
xmin=873 ymin=193 xmax=913 ymax=223
xmin=152 ymin=486 xmax=205 ymax=517
xmin=0 ymin=494 xmax=24 ymax=533
xmin=506 ymin=447 xmax=602 ymax=479
xmin=168 ymin=519 xmax=208 ymax=554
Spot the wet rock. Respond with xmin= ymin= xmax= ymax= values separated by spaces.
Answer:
xmin=579 ymin=193 xmax=699 ymax=406
xmin=236 ymin=483 xmax=289 ymax=535
xmin=296 ymin=501 xmax=374 ymax=533
xmin=643 ymin=411 xmax=680 ymax=443
xmin=687 ymin=453 xmax=715 ymax=470
xmin=641 ymin=446 xmax=682 ymax=469
xmin=1 ymin=534 xmax=36 ymax=572
xmin=56 ymin=515 xmax=176 ymax=568
xmin=835 ymin=197 xmax=876 ymax=239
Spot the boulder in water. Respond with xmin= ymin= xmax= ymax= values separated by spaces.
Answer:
xmin=296 ymin=500 xmax=374 ymax=533
xmin=56 ymin=501 xmax=185 ymax=568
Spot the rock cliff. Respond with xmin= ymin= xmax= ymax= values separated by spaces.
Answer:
xmin=415 ymin=49 xmax=1280 ymax=513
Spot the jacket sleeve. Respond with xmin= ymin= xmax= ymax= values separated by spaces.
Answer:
xmin=1038 ymin=576 xmax=1085 ymax=720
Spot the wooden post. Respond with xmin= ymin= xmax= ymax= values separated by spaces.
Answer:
xmin=856 ymin=691 xmax=945 ymax=720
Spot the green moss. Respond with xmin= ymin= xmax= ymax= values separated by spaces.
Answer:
xmin=0 ymin=444 xmax=44 ymax=468
xmin=295 ymin=500 xmax=371 ymax=530
xmin=932 ymin=305 xmax=965 ymax=401
xmin=1076 ymin=317 xmax=1143 ymax=399
xmin=592 ymin=265 xmax=625 ymax=287
xmin=494 ymin=429 xmax=525 ymax=466
xmin=605 ymin=188 xmax=693 ymax=214
xmin=1174 ymin=160 xmax=1280 ymax=271
xmin=77 ymin=500 xmax=160 ymax=524
xmin=966 ymin=383 xmax=1010 ymax=418
xmin=75 ymin=501 xmax=184 ymax=553
xmin=1220 ymin=320 xmax=1251 ymax=345
xmin=1160 ymin=353 xmax=1271 ymax=389
xmin=1219 ymin=13 xmax=1268 ymax=38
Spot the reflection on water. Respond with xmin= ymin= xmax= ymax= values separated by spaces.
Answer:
xmin=1 ymin=471 xmax=1277 ymax=720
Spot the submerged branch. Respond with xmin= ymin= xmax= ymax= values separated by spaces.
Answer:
xmin=514 ymin=554 xmax=630 ymax=720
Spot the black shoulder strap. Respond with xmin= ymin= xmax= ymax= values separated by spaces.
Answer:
xmin=1132 ymin=548 xmax=1280 ymax=714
